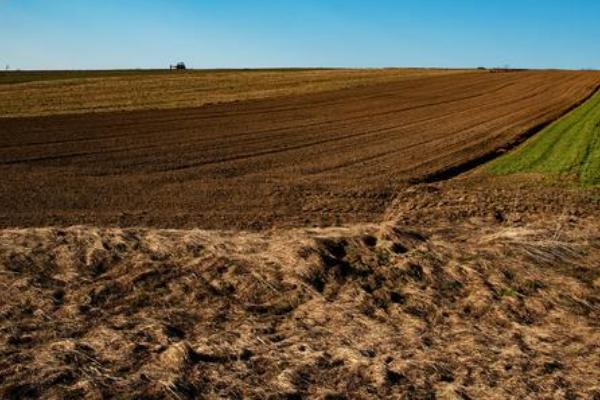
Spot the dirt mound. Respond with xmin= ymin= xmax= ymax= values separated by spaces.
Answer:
xmin=1 ymin=70 xmax=599 ymax=230
xmin=2 ymin=213 xmax=599 ymax=398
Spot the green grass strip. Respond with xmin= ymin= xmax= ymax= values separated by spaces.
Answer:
xmin=488 ymin=89 xmax=600 ymax=186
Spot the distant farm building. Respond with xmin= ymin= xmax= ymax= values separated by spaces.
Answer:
xmin=170 ymin=62 xmax=187 ymax=70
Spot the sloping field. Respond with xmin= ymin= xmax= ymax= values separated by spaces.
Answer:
xmin=0 ymin=68 xmax=471 ymax=117
xmin=488 ymin=88 xmax=600 ymax=186
xmin=0 ymin=69 xmax=178 ymax=85
xmin=1 ymin=70 xmax=600 ymax=229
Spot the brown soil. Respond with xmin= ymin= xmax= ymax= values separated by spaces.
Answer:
xmin=1 ymin=179 xmax=599 ymax=399
xmin=0 ymin=68 xmax=473 ymax=117
xmin=1 ymin=70 xmax=599 ymax=230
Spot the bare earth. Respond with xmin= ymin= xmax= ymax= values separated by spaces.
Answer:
xmin=1 ymin=70 xmax=599 ymax=229
xmin=0 ymin=68 xmax=473 ymax=118
xmin=1 ymin=69 xmax=600 ymax=399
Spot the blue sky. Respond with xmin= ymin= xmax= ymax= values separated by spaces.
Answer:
xmin=1 ymin=0 xmax=599 ymax=70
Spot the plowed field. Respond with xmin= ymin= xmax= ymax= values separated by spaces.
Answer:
xmin=1 ymin=70 xmax=599 ymax=229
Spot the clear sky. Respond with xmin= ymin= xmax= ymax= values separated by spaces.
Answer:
xmin=1 ymin=0 xmax=599 ymax=70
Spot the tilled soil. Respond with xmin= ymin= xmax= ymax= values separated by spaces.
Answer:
xmin=1 ymin=70 xmax=599 ymax=229
xmin=386 ymin=174 xmax=600 ymax=227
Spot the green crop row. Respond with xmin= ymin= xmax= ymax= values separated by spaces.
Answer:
xmin=488 ymin=89 xmax=600 ymax=186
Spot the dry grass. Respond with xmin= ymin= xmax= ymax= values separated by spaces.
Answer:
xmin=1 ymin=213 xmax=599 ymax=399
xmin=0 ymin=68 xmax=475 ymax=118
